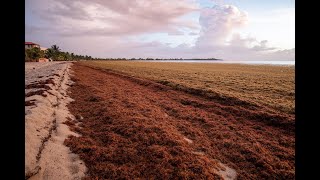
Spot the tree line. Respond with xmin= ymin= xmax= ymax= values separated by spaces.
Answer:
xmin=25 ymin=44 xmax=221 ymax=61
xmin=25 ymin=45 xmax=97 ymax=62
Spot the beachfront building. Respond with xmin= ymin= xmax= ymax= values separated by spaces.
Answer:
xmin=40 ymin=47 xmax=48 ymax=51
xmin=25 ymin=42 xmax=40 ymax=49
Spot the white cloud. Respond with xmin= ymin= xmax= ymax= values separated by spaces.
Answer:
xmin=28 ymin=0 xmax=198 ymax=37
xmin=26 ymin=1 xmax=294 ymax=61
xmin=190 ymin=4 xmax=294 ymax=60
xmin=251 ymin=40 xmax=276 ymax=51
xmin=196 ymin=5 xmax=248 ymax=47
xmin=189 ymin=32 xmax=199 ymax=36
xmin=239 ymin=7 xmax=295 ymax=49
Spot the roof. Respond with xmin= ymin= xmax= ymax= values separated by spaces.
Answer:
xmin=25 ymin=42 xmax=39 ymax=45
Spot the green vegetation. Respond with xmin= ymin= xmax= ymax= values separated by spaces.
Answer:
xmin=25 ymin=47 xmax=45 ymax=62
xmin=25 ymin=44 xmax=97 ymax=62
xmin=25 ymin=44 xmax=221 ymax=62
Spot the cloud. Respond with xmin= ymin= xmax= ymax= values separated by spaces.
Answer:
xmin=28 ymin=0 xmax=198 ymax=37
xmin=167 ymin=30 xmax=185 ymax=36
xmin=26 ymin=1 xmax=294 ymax=61
xmin=46 ymin=1 xmax=93 ymax=21
xmin=189 ymin=32 xmax=198 ymax=35
xmin=189 ymin=4 xmax=293 ymax=60
xmin=228 ymin=33 xmax=256 ymax=48
xmin=209 ymin=0 xmax=227 ymax=6
xmin=264 ymin=48 xmax=295 ymax=61
xmin=252 ymin=40 xmax=277 ymax=51
xmin=196 ymin=5 xmax=248 ymax=47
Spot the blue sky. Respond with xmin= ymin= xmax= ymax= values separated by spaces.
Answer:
xmin=25 ymin=0 xmax=295 ymax=60
xmin=137 ymin=0 xmax=295 ymax=49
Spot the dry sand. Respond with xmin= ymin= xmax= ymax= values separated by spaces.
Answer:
xmin=25 ymin=62 xmax=86 ymax=179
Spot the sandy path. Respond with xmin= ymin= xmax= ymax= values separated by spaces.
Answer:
xmin=64 ymin=63 xmax=294 ymax=179
xmin=25 ymin=62 xmax=86 ymax=179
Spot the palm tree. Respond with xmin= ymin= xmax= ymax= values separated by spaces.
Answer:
xmin=71 ymin=53 xmax=74 ymax=60
xmin=51 ymin=45 xmax=61 ymax=52
xmin=45 ymin=48 xmax=55 ymax=59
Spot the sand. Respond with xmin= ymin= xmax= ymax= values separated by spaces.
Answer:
xmin=25 ymin=61 xmax=294 ymax=179
xmin=25 ymin=62 xmax=87 ymax=179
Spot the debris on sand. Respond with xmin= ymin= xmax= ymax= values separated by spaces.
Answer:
xmin=25 ymin=62 xmax=86 ymax=179
xmin=63 ymin=64 xmax=294 ymax=179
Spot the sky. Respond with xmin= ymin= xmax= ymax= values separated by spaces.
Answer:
xmin=25 ymin=0 xmax=295 ymax=61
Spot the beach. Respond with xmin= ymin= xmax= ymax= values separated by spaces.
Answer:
xmin=25 ymin=62 xmax=86 ymax=179
xmin=25 ymin=61 xmax=295 ymax=179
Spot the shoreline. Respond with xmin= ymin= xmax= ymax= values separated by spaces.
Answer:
xmin=25 ymin=61 xmax=294 ymax=179
xmin=25 ymin=62 xmax=86 ymax=179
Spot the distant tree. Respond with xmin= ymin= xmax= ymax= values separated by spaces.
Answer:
xmin=25 ymin=47 xmax=41 ymax=61
xmin=71 ymin=53 xmax=74 ymax=60
xmin=64 ymin=52 xmax=71 ymax=61
xmin=61 ymin=52 xmax=70 ymax=61
xmin=39 ymin=50 xmax=46 ymax=58
xmin=57 ymin=53 xmax=65 ymax=61
xmin=27 ymin=44 xmax=100 ymax=61
xmin=51 ymin=45 xmax=61 ymax=52
xmin=45 ymin=48 xmax=55 ymax=59
xmin=45 ymin=45 xmax=61 ymax=61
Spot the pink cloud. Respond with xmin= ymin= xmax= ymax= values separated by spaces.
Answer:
xmin=26 ymin=1 xmax=294 ymax=61
xmin=32 ymin=0 xmax=198 ymax=36
xmin=196 ymin=5 xmax=248 ymax=47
